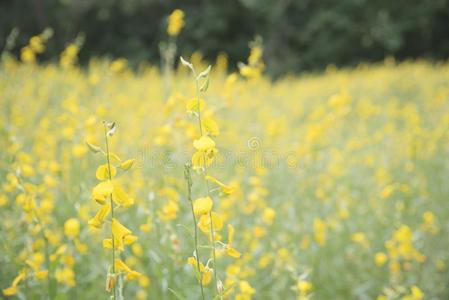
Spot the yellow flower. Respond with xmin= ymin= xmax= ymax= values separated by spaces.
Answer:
xmin=193 ymin=136 xmax=216 ymax=152
xmin=262 ymin=207 xmax=276 ymax=224
xmin=201 ymin=117 xmax=220 ymax=136
xmin=110 ymin=58 xmax=128 ymax=73
xmin=72 ymin=144 xmax=88 ymax=157
xmin=225 ymin=224 xmax=241 ymax=258
xmin=112 ymin=182 xmax=134 ymax=207
xmin=158 ymin=201 xmax=179 ymax=222
xmin=64 ymin=218 xmax=80 ymax=239
xmin=30 ymin=36 xmax=45 ymax=53
xmin=25 ymin=252 xmax=44 ymax=271
xmin=139 ymin=275 xmax=151 ymax=288
xmin=120 ymin=159 xmax=135 ymax=170
xmin=187 ymin=256 xmax=213 ymax=285
xmin=239 ymin=280 xmax=255 ymax=295
xmin=55 ymin=267 xmax=75 ymax=287
xmin=167 ymin=9 xmax=185 ymax=36
xmin=186 ymin=98 xmax=205 ymax=114
xmin=3 ymin=269 xmax=26 ymax=296
xmin=114 ymin=259 xmax=142 ymax=280
xmin=88 ymin=204 xmax=111 ymax=228
xmin=352 ymin=232 xmax=369 ymax=248
xmin=374 ymin=252 xmax=388 ymax=266
xmin=96 ymin=164 xmax=117 ymax=180
xmin=411 ymin=286 xmax=424 ymax=300
xmin=403 ymin=285 xmax=424 ymax=300
xmin=297 ymin=280 xmax=312 ymax=295
xmin=92 ymin=181 xmax=113 ymax=205
xmin=198 ymin=212 xmax=223 ymax=233
xmin=313 ymin=218 xmax=327 ymax=246
xmin=35 ymin=270 xmax=49 ymax=280
xmin=108 ymin=218 xmax=138 ymax=251
xmin=139 ymin=217 xmax=153 ymax=232
xmin=21 ymin=46 xmax=36 ymax=64
xmin=192 ymin=150 xmax=217 ymax=170
xmin=205 ymin=175 xmax=234 ymax=194
xmin=193 ymin=196 xmax=213 ymax=215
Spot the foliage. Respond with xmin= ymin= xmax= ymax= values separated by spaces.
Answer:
xmin=1 ymin=0 xmax=449 ymax=76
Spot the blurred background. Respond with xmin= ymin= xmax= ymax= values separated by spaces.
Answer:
xmin=1 ymin=0 xmax=449 ymax=77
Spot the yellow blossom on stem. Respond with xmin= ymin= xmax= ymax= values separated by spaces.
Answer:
xmin=193 ymin=196 xmax=213 ymax=215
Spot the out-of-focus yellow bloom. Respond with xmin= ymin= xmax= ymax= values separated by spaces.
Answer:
xmin=374 ymin=252 xmax=388 ymax=266
xmin=262 ymin=207 xmax=276 ymax=224
xmin=35 ymin=270 xmax=49 ymax=280
xmin=158 ymin=201 xmax=179 ymax=222
xmin=30 ymin=36 xmax=45 ymax=53
xmin=201 ymin=117 xmax=220 ymax=136
xmin=60 ymin=43 xmax=80 ymax=67
xmin=64 ymin=218 xmax=80 ymax=239
xmin=3 ymin=269 xmax=26 ymax=296
xmin=139 ymin=217 xmax=153 ymax=232
xmin=236 ymin=280 xmax=255 ymax=300
xmin=73 ymin=143 xmax=88 ymax=157
xmin=297 ymin=280 xmax=313 ymax=299
xmin=313 ymin=218 xmax=327 ymax=246
xmin=421 ymin=211 xmax=438 ymax=234
xmin=55 ymin=267 xmax=76 ymax=287
xmin=110 ymin=58 xmax=128 ymax=73
xmin=225 ymin=224 xmax=241 ymax=258
xmin=186 ymin=98 xmax=205 ymax=114
xmin=402 ymin=285 xmax=424 ymax=300
xmin=167 ymin=9 xmax=185 ymax=36
xmin=21 ymin=46 xmax=36 ymax=64
xmin=193 ymin=136 xmax=216 ymax=151
xmin=352 ymin=232 xmax=369 ymax=248
xmin=120 ymin=159 xmax=135 ymax=170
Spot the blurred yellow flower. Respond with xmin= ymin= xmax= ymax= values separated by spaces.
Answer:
xmin=64 ymin=218 xmax=80 ymax=239
xmin=167 ymin=9 xmax=185 ymax=36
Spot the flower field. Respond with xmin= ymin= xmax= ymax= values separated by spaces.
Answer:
xmin=1 ymin=33 xmax=449 ymax=300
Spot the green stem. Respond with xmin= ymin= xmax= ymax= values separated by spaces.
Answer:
xmin=185 ymin=164 xmax=205 ymax=300
xmin=104 ymin=124 xmax=117 ymax=299
xmin=34 ymin=211 xmax=54 ymax=300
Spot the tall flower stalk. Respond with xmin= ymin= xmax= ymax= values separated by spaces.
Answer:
xmin=180 ymin=57 xmax=241 ymax=299
xmin=87 ymin=121 xmax=141 ymax=299
xmin=103 ymin=122 xmax=117 ymax=299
